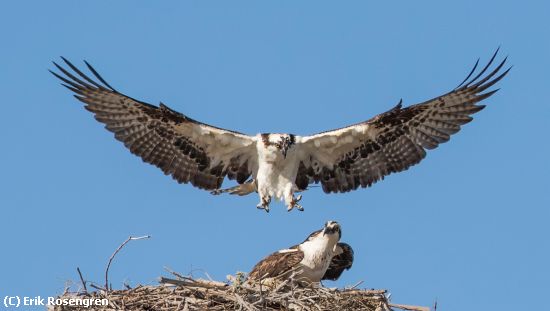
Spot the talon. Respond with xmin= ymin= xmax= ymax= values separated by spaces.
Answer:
xmin=257 ymin=204 xmax=270 ymax=213
xmin=287 ymin=195 xmax=304 ymax=212
xmin=257 ymin=197 xmax=271 ymax=213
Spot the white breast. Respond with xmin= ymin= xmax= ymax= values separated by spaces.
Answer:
xmin=255 ymin=139 xmax=300 ymax=200
xmin=295 ymin=235 xmax=336 ymax=283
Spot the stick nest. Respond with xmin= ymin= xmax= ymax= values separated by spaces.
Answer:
xmin=51 ymin=275 xmax=398 ymax=311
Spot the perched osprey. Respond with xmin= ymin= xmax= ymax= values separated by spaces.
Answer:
xmin=248 ymin=221 xmax=353 ymax=285
xmin=51 ymin=50 xmax=510 ymax=212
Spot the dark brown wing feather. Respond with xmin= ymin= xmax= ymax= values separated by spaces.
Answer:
xmin=51 ymin=58 xmax=256 ymax=191
xmin=322 ymin=242 xmax=354 ymax=281
xmin=297 ymin=49 xmax=511 ymax=193
xmin=248 ymin=246 xmax=304 ymax=280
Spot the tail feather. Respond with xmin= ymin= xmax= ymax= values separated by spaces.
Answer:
xmin=211 ymin=180 xmax=257 ymax=196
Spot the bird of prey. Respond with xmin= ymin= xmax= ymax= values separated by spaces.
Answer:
xmin=51 ymin=50 xmax=509 ymax=212
xmin=248 ymin=221 xmax=353 ymax=286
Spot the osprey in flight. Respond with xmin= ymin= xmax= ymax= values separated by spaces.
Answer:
xmin=248 ymin=221 xmax=353 ymax=285
xmin=51 ymin=50 xmax=509 ymax=212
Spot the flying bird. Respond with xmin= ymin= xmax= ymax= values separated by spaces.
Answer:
xmin=248 ymin=221 xmax=353 ymax=286
xmin=51 ymin=50 xmax=510 ymax=212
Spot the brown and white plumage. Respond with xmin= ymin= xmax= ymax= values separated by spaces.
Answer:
xmin=323 ymin=242 xmax=354 ymax=281
xmin=51 ymin=58 xmax=258 ymax=191
xmin=294 ymin=50 xmax=510 ymax=194
xmin=51 ymin=50 xmax=510 ymax=212
xmin=248 ymin=221 xmax=353 ymax=285
xmin=247 ymin=246 xmax=304 ymax=282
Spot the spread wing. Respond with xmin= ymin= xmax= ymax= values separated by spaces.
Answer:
xmin=51 ymin=58 xmax=258 ymax=191
xmin=248 ymin=246 xmax=304 ymax=280
xmin=295 ymin=50 xmax=510 ymax=193
xmin=322 ymin=242 xmax=354 ymax=281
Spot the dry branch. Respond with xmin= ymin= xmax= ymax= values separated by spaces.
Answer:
xmin=76 ymin=267 xmax=87 ymax=293
xmin=389 ymin=303 xmax=431 ymax=311
xmin=104 ymin=235 xmax=151 ymax=290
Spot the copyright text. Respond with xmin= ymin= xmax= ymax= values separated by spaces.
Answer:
xmin=3 ymin=295 xmax=109 ymax=308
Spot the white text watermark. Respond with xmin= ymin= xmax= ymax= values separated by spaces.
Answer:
xmin=3 ymin=295 xmax=109 ymax=308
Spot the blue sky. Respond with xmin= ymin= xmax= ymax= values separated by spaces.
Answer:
xmin=1 ymin=1 xmax=549 ymax=310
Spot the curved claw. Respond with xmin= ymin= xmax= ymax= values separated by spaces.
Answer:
xmin=257 ymin=204 xmax=270 ymax=213
xmin=287 ymin=195 xmax=304 ymax=212
xmin=257 ymin=196 xmax=271 ymax=213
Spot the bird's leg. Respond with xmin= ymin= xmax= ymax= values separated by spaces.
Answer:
xmin=256 ymin=196 xmax=271 ymax=213
xmin=287 ymin=194 xmax=304 ymax=212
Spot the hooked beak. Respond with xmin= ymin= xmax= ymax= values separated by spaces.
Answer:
xmin=281 ymin=147 xmax=288 ymax=159
xmin=323 ymin=221 xmax=340 ymax=237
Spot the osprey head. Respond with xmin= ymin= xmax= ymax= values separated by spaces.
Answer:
xmin=261 ymin=134 xmax=296 ymax=158
xmin=323 ymin=220 xmax=341 ymax=240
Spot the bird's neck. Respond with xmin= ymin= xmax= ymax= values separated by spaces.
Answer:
xmin=301 ymin=235 xmax=338 ymax=257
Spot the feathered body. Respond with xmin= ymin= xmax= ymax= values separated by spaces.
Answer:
xmin=248 ymin=221 xmax=353 ymax=285
xmin=254 ymin=133 xmax=302 ymax=209
xmin=51 ymin=50 xmax=510 ymax=212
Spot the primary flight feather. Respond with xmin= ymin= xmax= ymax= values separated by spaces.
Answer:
xmin=51 ymin=50 xmax=510 ymax=212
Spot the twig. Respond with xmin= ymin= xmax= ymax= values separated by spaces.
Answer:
xmin=164 ymin=266 xmax=187 ymax=280
xmin=389 ymin=303 xmax=431 ymax=311
xmin=62 ymin=281 xmax=71 ymax=295
xmin=272 ymin=278 xmax=290 ymax=293
xmin=234 ymin=293 xmax=258 ymax=311
xmin=188 ymin=268 xmax=215 ymax=281
xmin=203 ymin=271 xmax=214 ymax=281
xmin=76 ymin=267 xmax=88 ymax=293
xmin=348 ymin=280 xmax=364 ymax=290
xmin=159 ymin=276 xmax=228 ymax=289
xmin=159 ymin=277 xmax=194 ymax=287
xmin=105 ymin=235 xmax=151 ymax=291
xmin=89 ymin=283 xmax=105 ymax=291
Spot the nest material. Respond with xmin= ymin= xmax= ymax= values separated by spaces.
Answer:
xmin=50 ymin=276 xmax=415 ymax=311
